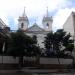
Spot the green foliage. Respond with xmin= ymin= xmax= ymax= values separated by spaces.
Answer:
xmin=7 ymin=30 xmax=40 ymax=57
xmin=66 ymin=44 xmax=74 ymax=52
xmin=32 ymin=35 xmax=37 ymax=44
xmin=44 ymin=29 xmax=74 ymax=57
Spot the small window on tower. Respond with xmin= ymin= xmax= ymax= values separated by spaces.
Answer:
xmin=21 ymin=23 xmax=24 ymax=28
xmin=46 ymin=23 xmax=49 ymax=28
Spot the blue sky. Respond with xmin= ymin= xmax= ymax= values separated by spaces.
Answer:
xmin=0 ymin=0 xmax=75 ymax=31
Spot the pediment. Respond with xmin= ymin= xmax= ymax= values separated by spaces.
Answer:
xmin=26 ymin=24 xmax=45 ymax=32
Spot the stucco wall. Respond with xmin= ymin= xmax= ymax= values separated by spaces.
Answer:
xmin=43 ymin=21 xmax=52 ymax=31
xmin=63 ymin=12 xmax=74 ymax=36
xmin=37 ymin=34 xmax=46 ymax=48
xmin=63 ymin=12 xmax=75 ymax=57
xmin=0 ymin=56 xmax=19 ymax=64
xmin=26 ymin=33 xmax=46 ymax=48
xmin=40 ymin=58 xmax=72 ymax=64
xmin=0 ymin=56 xmax=72 ymax=64
xmin=18 ymin=21 xmax=28 ymax=30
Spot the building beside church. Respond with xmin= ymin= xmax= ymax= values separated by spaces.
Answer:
xmin=0 ymin=18 xmax=10 ymax=34
xmin=63 ymin=12 xmax=75 ymax=44
xmin=63 ymin=12 xmax=75 ymax=38
xmin=18 ymin=8 xmax=53 ymax=49
xmin=63 ymin=12 xmax=75 ymax=57
xmin=0 ymin=18 xmax=7 ymax=29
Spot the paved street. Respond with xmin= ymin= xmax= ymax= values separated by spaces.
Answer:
xmin=0 ymin=72 xmax=75 ymax=75
xmin=0 ymin=69 xmax=75 ymax=75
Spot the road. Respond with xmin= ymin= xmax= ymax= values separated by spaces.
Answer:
xmin=0 ymin=69 xmax=74 ymax=75
xmin=0 ymin=72 xmax=75 ymax=75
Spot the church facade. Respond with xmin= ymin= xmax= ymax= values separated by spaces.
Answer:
xmin=18 ymin=8 xmax=53 ymax=49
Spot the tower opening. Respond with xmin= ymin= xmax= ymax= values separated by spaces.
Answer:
xmin=47 ymin=23 xmax=49 ymax=26
xmin=21 ymin=23 xmax=24 ymax=28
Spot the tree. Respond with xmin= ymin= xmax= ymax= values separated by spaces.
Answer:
xmin=30 ymin=35 xmax=41 ymax=64
xmin=7 ymin=30 xmax=41 ymax=67
xmin=7 ymin=30 xmax=32 ymax=67
xmin=44 ymin=31 xmax=54 ymax=57
xmin=44 ymin=29 xmax=74 ymax=64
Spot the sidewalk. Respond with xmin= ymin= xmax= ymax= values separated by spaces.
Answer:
xmin=0 ymin=68 xmax=74 ymax=73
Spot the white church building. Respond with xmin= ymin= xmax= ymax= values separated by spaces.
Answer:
xmin=0 ymin=9 xmax=74 ymax=65
xmin=18 ymin=8 xmax=53 ymax=49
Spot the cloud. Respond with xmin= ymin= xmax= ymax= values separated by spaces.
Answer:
xmin=7 ymin=16 xmax=18 ymax=30
xmin=53 ymin=8 xmax=75 ymax=31
xmin=53 ymin=8 xmax=72 ymax=31
xmin=0 ymin=0 xmax=74 ymax=31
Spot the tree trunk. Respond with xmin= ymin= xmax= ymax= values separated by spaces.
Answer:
xmin=19 ymin=56 xmax=23 ymax=69
xmin=57 ymin=52 xmax=60 ymax=65
xmin=57 ymin=57 xmax=60 ymax=65
xmin=36 ymin=55 xmax=40 ymax=65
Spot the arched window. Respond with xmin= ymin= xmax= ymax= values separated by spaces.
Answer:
xmin=21 ymin=23 xmax=24 ymax=28
xmin=46 ymin=23 xmax=49 ymax=28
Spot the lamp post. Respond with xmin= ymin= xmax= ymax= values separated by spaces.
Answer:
xmin=2 ymin=42 xmax=5 ymax=64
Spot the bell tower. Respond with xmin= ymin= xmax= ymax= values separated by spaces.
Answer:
xmin=42 ymin=7 xmax=53 ymax=31
xmin=18 ymin=7 xmax=29 ymax=31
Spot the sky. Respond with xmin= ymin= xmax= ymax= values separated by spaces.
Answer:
xmin=0 ymin=0 xmax=75 ymax=31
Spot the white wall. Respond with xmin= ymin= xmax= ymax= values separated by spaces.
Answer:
xmin=0 ymin=56 xmax=19 ymax=64
xmin=63 ymin=12 xmax=74 ymax=36
xmin=0 ymin=56 xmax=72 ymax=64
xmin=43 ymin=21 xmax=52 ymax=31
xmin=27 ymin=33 xmax=46 ymax=48
xmin=40 ymin=58 xmax=72 ymax=64
xmin=37 ymin=34 xmax=46 ymax=48
xmin=63 ymin=12 xmax=75 ymax=57
xmin=18 ymin=21 xmax=28 ymax=30
xmin=23 ymin=56 xmax=36 ymax=61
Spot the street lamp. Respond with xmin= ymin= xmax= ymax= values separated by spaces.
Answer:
xmin=2 ymin=42 xmax=5 ymax=64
